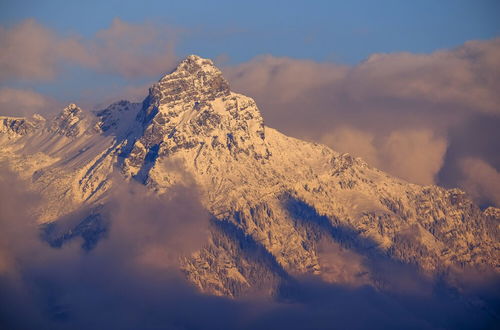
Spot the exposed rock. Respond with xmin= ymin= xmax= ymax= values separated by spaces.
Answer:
xmin=0 ymin=55 xmax=498 ymax=298
xmin=0 ymin=114 xmax=45 ymax=137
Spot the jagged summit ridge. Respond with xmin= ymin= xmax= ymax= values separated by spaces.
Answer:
xmin=0 ymin=114 xmax=45 ymax=137
xmin=0 ymin=55 xmax=498 ymax=299
xmin=140 ymin=55 xmax=230 ymax=123
xmin=50 ymin=103 xmax=88 ymax=137
xmin=123 ymin=55 xmax=268 ymax=181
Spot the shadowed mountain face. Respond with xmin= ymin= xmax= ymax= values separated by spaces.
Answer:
xmin=0 ymin=56 xmax=499 ymax=327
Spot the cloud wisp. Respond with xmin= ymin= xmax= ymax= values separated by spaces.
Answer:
xmin=0 ymin=18 xmax=178 ymax=83
xmin=0 ymin=87 xmax=59 ymax=117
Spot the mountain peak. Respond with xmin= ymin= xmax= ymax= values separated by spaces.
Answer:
xmin=153 ymin=54 xmax=230 ymax=102
xmin=0 ymin=113 xmax=45 ymax=136
xmin=125 ymin=55 xmax=269 ymax=180
xmin=138 ymin=55 xmax=231 ymax=124
xmin=164 ymin=54 xmax=220 ymax=80
xmin=1 ymin=55 xmax=499 ymax=307
xmin=62 ymin=103 xmax=83 ymax=115
xmin=50 ymin=103 xmax=87 ymax=137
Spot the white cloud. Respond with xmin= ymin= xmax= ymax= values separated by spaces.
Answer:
xmin=0 ymin=88 xmax=57 ymax=116
xmin=459 ymin=158 xmax=500 ymax=207
xmin=379 ymin=130 xmax=447 ymax=185
xmin=0 ymin=19 xmax=178 ymax=82
xmin=321 ymin=127 xmax=447 ymax=185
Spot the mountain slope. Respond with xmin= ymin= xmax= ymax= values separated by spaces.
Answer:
xmin=0 ymin=55 xmax=498 ymax=297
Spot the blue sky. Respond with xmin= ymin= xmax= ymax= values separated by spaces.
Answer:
xmin=1 ymin=0 xmax=499 ymax=64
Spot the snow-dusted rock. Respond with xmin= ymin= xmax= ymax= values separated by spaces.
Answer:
xmin=0 ymin=114 xmax=45 ymax=137
xmin=0 ymin=55 xmax=498 ymax=297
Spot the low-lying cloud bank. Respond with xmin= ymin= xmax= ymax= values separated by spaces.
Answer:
xmin=224 ymin=38 xmax=500 ymax=206
xmin=1 ymin=167 xmax=499 ymax=330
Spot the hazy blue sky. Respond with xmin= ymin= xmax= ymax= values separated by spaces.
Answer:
xmin=1 ymin=0 xmax=499 ymax=64
xmin=1 ymin=0 xmax=499 ymax=106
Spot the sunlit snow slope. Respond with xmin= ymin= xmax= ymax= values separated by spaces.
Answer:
xmin=1 ymin=55 xmax=498 ymax=297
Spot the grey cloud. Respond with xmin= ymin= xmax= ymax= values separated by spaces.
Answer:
xmin=99 ymin=177 xmax=211 ymax=269
xmin=0 ymin=87 xmax=60 ymax=117
xmin=0 ymin=19 xmax=66 ymax=81
xmin=437 ymin=113 xmax=500 ymax=207
xmin=0 ymin=19 xmax=178 ymax=82
xmin=223 ymin=38 xmax=500 ymax=202
xmin=343 ymin=39 xmax=500 ymax=115
xmin=85 ymin=18 xmax=178 ymax=78
xmin=456 ymin=158 xmax=500 ymax=207
xmin=320 ymin=127 xmax=447 ymax=185
xmin=378 ymin=129 xmax=447 ymax=186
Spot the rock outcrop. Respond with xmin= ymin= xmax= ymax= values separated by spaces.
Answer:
xmin=1 ymin=55 xmax=498 ymax=298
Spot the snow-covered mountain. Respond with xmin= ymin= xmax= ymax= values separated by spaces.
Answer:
xmin=0 ymin=55 xmax=498 ymax=297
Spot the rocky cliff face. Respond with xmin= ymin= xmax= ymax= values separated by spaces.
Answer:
xmin=0 ymin=55 xmax=498 ymax=297
xmin=0 ymin=114 xmax=45 ymax=137
xmin=122 ymin=55 xmax=269 ymax=185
